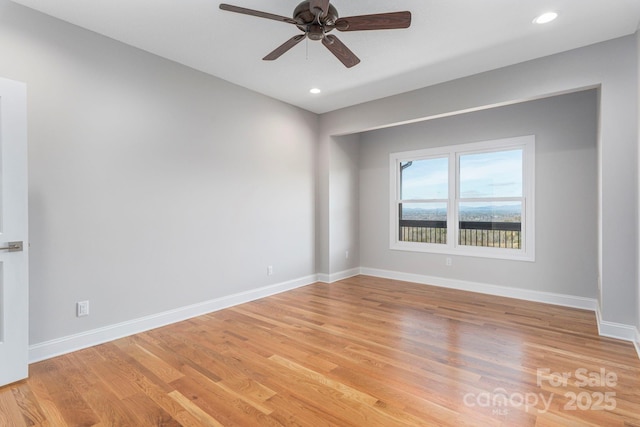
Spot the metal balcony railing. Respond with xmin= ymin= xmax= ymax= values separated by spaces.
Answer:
xmin=399 ymin=220 xmax=521 ymax=249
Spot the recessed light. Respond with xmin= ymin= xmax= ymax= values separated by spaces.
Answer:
xmin=533 ymin=12 xmax=558 ymax=24
xmin=310 ymin=88 xmax=321 ymax=94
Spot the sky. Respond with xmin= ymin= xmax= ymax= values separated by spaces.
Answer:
xmin=401 ymin=149 xmax=523 ymax=201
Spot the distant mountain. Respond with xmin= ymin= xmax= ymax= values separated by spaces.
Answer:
xmin=402 ymin=204 xmax=521 ymax=222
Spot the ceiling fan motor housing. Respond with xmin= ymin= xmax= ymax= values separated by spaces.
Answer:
xmin=294 ymin=1 xmax=338 ymax=35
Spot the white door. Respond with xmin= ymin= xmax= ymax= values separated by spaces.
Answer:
xmin=0 ymin=77 xmax=28 ymax=386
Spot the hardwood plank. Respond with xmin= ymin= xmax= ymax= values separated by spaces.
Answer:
xmin=0 ymin=384 xmax=28 ymax=427
xmin=121 ymin=393 xmax=181 ymax=427
xmin=112 ymin=336 xmax=184 ymax=384
xmin=0 ymin=381 xmax=48 ymax=427
xmin=29 ymin=359 xmax=100 ymax=426
xmin=24 ymin=373 xmax=68 ymax=426
xmin=168 ymin=390 xmax=225 ymax=427
xmin=171 ymin=370 xmax=279 ymax=426
xmin=61 ymin=350 xmax=141 ymax=426
xmin=3 ymin=276 xmax=639 ymax=426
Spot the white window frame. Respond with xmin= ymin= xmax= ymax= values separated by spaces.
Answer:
xmin=390 ymin=135 xmax=535 ymax=261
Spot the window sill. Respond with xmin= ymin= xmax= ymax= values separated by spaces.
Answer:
xmin=390 ymin=242 xmax=535 ymax=262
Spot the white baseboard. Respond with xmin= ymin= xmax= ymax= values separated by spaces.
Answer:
xmin=28 ymin=274 xmax=318 ymax=363
xmin=360 ymin=267 xmax=597 ymax=310
xmin=317 ymin=267 xmax=360 ymax=284
xmin=594 ymin=305 xmax=639 ymax=342
xmin=316 ymin=273 xmax=331 ymax=283
xmin=635 ymin=328 xmax=640 ymax=359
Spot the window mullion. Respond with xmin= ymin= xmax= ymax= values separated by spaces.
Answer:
xmin=449 ymin=153 xmax=457 ymax=249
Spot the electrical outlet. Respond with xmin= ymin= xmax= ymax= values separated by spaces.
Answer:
xmin=77 ymin=300 xmax=89 ymax=317
xmin=267 ymin=265 xmax=273 ymax=276
xmin=446 ymin=257 xmax=453 ymax=266
xmin=345 ymin=250 xmax=349 ymax=259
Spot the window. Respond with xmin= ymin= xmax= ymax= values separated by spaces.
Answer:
xmin=390 ymin=136 xmax=535 ymax=261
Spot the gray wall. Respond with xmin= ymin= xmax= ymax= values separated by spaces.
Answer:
xmin=329 ymin=134 xmax=361 ymax=276
xmin=0 ymin=0 xmax=318 ymax=345
xmin=319 ymin=35 xmax=637 ymax=327
xmin=359 ymin=90 xmax=598 ymax=297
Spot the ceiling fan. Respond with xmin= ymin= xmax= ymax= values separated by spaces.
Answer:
xmin=219 ymin=1 xmax=411 ymax=68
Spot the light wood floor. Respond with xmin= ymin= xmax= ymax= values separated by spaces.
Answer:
xmin=2 ymin=275 xmax=640 ymax=426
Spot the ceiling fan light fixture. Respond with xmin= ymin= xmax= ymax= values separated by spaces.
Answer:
xmin=533 ymin=12 xmax=558 ymax=24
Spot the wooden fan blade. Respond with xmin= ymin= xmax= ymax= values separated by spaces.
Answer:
xmin=219 ymin=4 xmax=299 ymax=25
xmin=309 ymin=0 xmax=330 ymax=17
xmin=335 ymin=11 xmax=411 ymax=31
xmin=263 ymin=35 xmax=306 ymax=61
xmin=322 ymin=35 xmax=360 ymax=68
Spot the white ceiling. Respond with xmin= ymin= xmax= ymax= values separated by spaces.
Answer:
xmin=9 ymin=0 xmax=640 ymax=113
